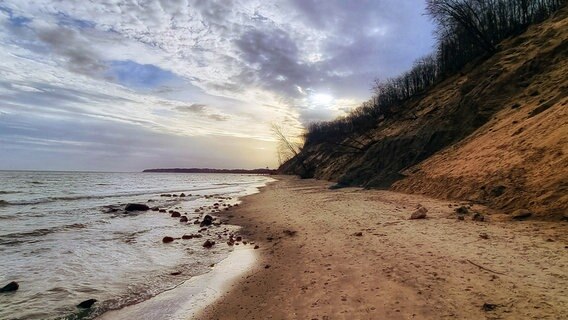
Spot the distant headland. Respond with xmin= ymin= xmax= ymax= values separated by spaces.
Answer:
xmin=142 ymin=168 xmax=277 ymax=174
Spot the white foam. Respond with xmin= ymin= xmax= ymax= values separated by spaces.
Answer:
xmin=97 ymin=246 xmax=256 ymax=320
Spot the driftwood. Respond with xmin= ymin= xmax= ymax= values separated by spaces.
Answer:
xmin=466 ymin=259 xmax=506 ymax=275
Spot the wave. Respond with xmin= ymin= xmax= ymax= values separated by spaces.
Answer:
xmin=0 ymin=223 xmax=87 ymax=245
xmin=0 ymin=190 xmax=21 ymax=194
xmin=2 ymin=185 xmax=244 ymax=206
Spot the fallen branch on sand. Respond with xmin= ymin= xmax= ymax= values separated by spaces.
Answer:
xmin=466 ymin=259 xmax=506 ymax=275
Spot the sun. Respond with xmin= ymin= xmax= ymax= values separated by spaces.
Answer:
xmin=311 ymin=93 xmax=334 ymax=105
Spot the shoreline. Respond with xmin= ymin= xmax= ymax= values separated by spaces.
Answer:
xmin=97 ymin=246 xmax=257 ymax=320
xmin=197 ymin=176 xmax=568 ymax=319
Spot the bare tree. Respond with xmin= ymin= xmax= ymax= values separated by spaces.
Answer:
xmin=271 ymin=123 xmax=303 ymax=165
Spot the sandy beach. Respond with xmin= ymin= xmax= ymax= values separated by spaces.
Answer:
xmin=198 ymin=176 xmax=568 ymax=320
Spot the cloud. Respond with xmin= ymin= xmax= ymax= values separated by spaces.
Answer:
xmin=176 ymin=103 xmax=229 ymax=121
xmin=0 ymin=0 xmax=435 ymax=170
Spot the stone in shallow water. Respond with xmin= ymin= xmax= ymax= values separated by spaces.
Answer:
xmin=124 ymin=203 xmax=150 ymax=212
xmin=0 ymin=281 xmax=18 ymax=292
xmin=77 ymin=299 xmax=97 ymax=309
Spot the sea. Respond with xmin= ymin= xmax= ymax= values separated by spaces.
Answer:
xmin=0 ymin=171 xmax=273 ymax=320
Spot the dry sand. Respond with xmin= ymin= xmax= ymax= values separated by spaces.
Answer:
xmin=197 ymin=176 xmax=568 ymax=320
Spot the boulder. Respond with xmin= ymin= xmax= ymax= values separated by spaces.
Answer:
xmin=180 ymin=193 xmax=186 ymax=197
xmin=409 ymin=206 xmax=428 ymax=219
xmin=203 ymin=240 xmax=215 ymax=248
xmin=171 ymin=212 xmax=181 ymax=218
xmin=200 ymin=215 xmax=214 ymax=227
xmin=77 ymin=299 xmax=97 ymax=309
xmin=179 ymin=216 xmax=188 ymax=223
xmin=125 ymin=203 xmax=150 ymax=212
xmin=162 ymin=236 xmax=174 ymax=243
xmin=511 ymin=209 xmax=532 ymax=220
xmin=0 ymin=281 xmax=18 ymax=292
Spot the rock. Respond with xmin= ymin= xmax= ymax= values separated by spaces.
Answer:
xmin=159 ymin=209 xmax=166 ymax=213
xmin=170 ymin=271 xmax=182 ymax=276
xmin=150 ymin=207 xmax=160 ymax=211
xmin=479 ymin=233 xmax=489 ymax=239
xmin=482 ymin=303 xmax=497 ymax=311
xmin=0 ymin=281 xmax=19 ymax=292
xmin=160 ymin=194 xmax=172 ymax=197
xmin=457 ymin=215 xmax=465 ymax=221
xmin=454 ymin=206 xmax=469 ymax=214
xmin=472 ymin=213 xmax=485 ymax=222
xmin=179 ymin=216 xmax=188 ymax=223
xmin=182 ymin=234 xmax=193 ymax=240
xmin=147 ymin=199 xmax=155 ymax=202
xmin=180 ymin=193 xmax=186 ymax=197
xmin=353 ymin=232 xmax=363 ymax=237
xmin=162 ymin=236 xmax=174 ymax=243
xmin=236 ymin=236 xmax=242 ymax=242
xmin=283 ymin=230 xmax=297 ymax=237
xmin=409 ymin=206 xmax=428 ymax=219
xmin=203 ymin=240 xmax=215 ymax=248
xmin=200 ymin=215 xmax=213 ymax=227
xmin=512 ymin=209 xmax=532 ymax=220
xmin=125 ymin=203 xmax=150 ymax=212
xmin=77 ymin=299 xmax=97 ymax=309
xmin=171 ymin=212 xmax=181 ymax=218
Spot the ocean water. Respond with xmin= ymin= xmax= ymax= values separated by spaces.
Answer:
xmin=0 ymin=171 xmax=273 ymax=320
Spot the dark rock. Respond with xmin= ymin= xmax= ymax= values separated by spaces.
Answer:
xmin=454 ymin=206 xmax=469 ymax=214
xmin=0 ymin=281 xmax=19 ymax=292
xmin=170 ymin=271 xmax=182 ymax=276
xmin=193 ymin=220 xmax=200 ymax=224
xmin=200 ymin=215 xmax=213 ymax=227
xmin=150 ymin=207 xmax=160 ymax=211
xmin=511 ymin=209 xmax=532 ymax=220
xmin=180 ymin=216 xmax=188 ymax=223
xmin=472 ymin=213 xmax=485 ymax=222
xmin=162 ymin=236 xmax=174 ymax=243
xmin=160 ymin=194 xmax=172 ymax=197
xmin=236 ymin=236 xmax=242 ymax=242
xmin=264 ymin=264 xmax=271 ymax=269
xmin=457 ymin=215 xmax=465 ymax=221
xmin=180 ymin=193 xmax=186 ymax=197
xmin=353 ymin=232 xmax=363 ymax=237
xmin=254 ymin=245 xmax=260 ymax=249
xmin=479 ymin=233 xmax=489 ymax=239
xmin=125 ymin=203 xmax=150 ymax=212
xmin=283 ymin=230 xmax=297 ymax=237
xmin=482 ymin=303 xmax=497 ymax=311
xmin=182 ymin=234 xmax=193 ymax=239
xmin=159 ymin=209 xmax=167 ymax=213
xmin=147 ymin=199 xmax=155 ymax=202
xmin=77 ymin=299 xmax=97 ymax=309
xmin=203 ymin=240 xmax=215 ymax=248
xmin=171 ymin=212 xmax=181 ymax=218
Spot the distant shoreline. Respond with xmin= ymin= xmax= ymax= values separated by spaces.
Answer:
xmin=142 ymin=168 xmax=277 ymax=174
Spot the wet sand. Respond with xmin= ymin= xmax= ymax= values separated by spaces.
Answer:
xmin=98 ymin=247 xmax=256 ymax=320
xmin=197 ymin=176 xmax=568 ymax=319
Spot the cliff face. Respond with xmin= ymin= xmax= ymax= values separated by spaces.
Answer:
xmin=280 ymin=8 xmax=568 ymax=218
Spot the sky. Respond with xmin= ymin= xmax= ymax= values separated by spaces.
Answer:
xmin=0 ymin=0 xmax=434 ymax=171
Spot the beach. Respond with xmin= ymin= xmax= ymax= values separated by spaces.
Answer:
xmin=197 ymin=176 xmax=568 ymax=319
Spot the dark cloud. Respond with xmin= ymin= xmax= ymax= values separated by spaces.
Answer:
xmin=234 ymin=27 xmax=315 ymax=98
xmin=175 ymin=103 xmax=228 ymax=121
xmin=36 ymin=26 xmax=106 ymax=76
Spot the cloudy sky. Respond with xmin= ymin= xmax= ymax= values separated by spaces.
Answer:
xmin=0 ymin=0 xmax=434 ymax=171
